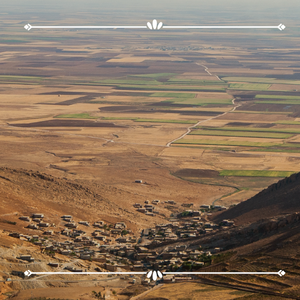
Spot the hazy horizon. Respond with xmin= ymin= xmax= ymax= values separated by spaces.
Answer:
xmin=1 ymin=0 xmax=300 ymax=22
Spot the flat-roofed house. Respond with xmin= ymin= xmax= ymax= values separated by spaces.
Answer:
xmin=19 ymin=216 xmax=31 ymax=221
xmin=31 ymin=213 xmax=44 ymax=219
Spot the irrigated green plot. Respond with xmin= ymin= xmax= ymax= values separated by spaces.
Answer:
xmin=228 ymin=83 xmax=271 ymax=91
xmin=94 ymin=79 xmax=162 ymax=85
xmin=150 ymin=92 xmax=232 ymax=106
xmin=255 ymin=100 xmax=300 ymax=105
xmin=0 ymin=39 xmax=29 ymax=44
xmin=173 ymin=139 xmax=281 ymax=147
xmin=219 ymin=170 xmax=295 ymax=177
xmin=75 ymin=82 xmax=226 ymax=91
xmin=150 ymin=92 xmax=195 ymax=98
xmin=131 ymin=73 xmax=177 ymax=78
xmin=196 ymin=126 xmax=300 ymax=134
xmin=222 ymin=77 xmax=300 ymax=85
xmin=255 ymin=95 xmax=300 ymax=100
xmin=247 ymin=148 xmax=300 ymax=153
xmin=276 ymin=121 xmax=300 ymax=125
xmin=189 ymin=129 xmax=292 ymax=139
xmin=118 ymin=85 xmax=226 ymax=91
xmin=170 ymin=98 xmax=232 ymax=106
xmin=167 ymin=78 xmax=227 ymax=86
xmin=55 ymin=113 xmax=97 ymax=119
xmin=102 ymin=117 xmax=136 ymax=120
xmin=282 ymin=143 xmax=300 ymax=148
xmin=0 ymin=75 xmax=43 ymax=81
xmin=232 ymin=110 xmax=290 ymax=115
xmin=102 ymin=117 xmax=196 ymax=124
xmin=135 ymin=119 xmax=196 ymax=124
xmin=174 ymin=145 xmax=300 ymax=153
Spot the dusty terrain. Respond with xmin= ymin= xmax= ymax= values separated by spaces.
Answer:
xmin=0 ymin=6 xmax=300 ymax=300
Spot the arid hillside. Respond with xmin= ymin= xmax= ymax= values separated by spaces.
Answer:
xmin=0 ymin=167 xmax=165 ymax=233
xmin=213 ymin=172 xmax=300 ymax=225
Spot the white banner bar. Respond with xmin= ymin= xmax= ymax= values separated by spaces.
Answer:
xmin=23 ymin=22 xmax=286 ymax=31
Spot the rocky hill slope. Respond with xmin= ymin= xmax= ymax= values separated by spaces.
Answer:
xmin=213 ymin=172 xmax=300 ymax=225
xmin=0 ymin=167 xmax=167 ymax=233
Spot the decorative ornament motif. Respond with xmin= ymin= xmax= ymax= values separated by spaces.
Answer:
xmin=24 ymin=24 xmax=32 ymax=31
xmin=147 ymin=19 xmax=163 ymax=30
xmin=24 ymin=270 xmax=32 ymax=277
xmin=146 ymin=269 xmax=163 ymax=281
xmin=23 ymin=22 xmax=285 ymax=32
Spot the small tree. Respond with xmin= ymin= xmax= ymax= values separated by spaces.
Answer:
xmin=121 ymin=230 xmax=128 ymax=236
xmin=92 ymin=291 xmax=106 ymax=300
xmin=181 ymin=211 xmax=190 ymax=217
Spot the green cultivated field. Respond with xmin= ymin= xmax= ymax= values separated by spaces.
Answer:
xmin=196 ymin=126 xmax=300 ymax=134
xmin=255 ymin=95 xmax=300 ymax=100
xmin=228 ymin=83 xmax=271 ymax=91
xmin=102 ymin=117 xmax=196 ymax=124
xmin=87 ymin=79 xmax=226 ymax=91
xmin=117 ymin=84 xmax=226 ymax=91
xmin=150 ymin=92 xmax=195 ymax=98
xmin=87 ymin=76 xmax=227 ymax=91
xmin=135 ymin=118 xmax=196 ymax=124
xmin=75 ymin=81 xmax=226 ymax=91
xmin=219 ymin=170 xmax=295 ymax=177
xmin=247 ymin=148 xmax=300 ymax=153
xmin=170 ymin=98 xmax=232 ymax=106
xmin=98 ymin=79 xmax=161 ymax=85
xmin=167 ymin=78 xmax=227 ymax=86
xmin=0 ymin=75 xmax=43 ymax=81
xmin=222 ymin=76 xmax=300 ymax=85
xmin=131 ymin=73 xmax=177 ymax=78
xmin=0 ymin=39 xmax=29 ymax=43
xmin=276 ymin=121 xmax=300 ymax=125
xmin=150 ymin=92 xmax=232 ymax=106
xmin=189 ymin=129 xmax=292 ymax=139
xmin=102 ymin=117 xmax=136 ymax=120
xmin=232 ymin=110 xmax=290 ymax=115
xmin=55 ymin=113 xmax=97 ymax=119
xmin=281 ymin=143 xmax=300 ymax=148
xmin=255 ymin=100 xmax=300 ymax=105
xmin=173 ymin=139 xmax=280 ymax=147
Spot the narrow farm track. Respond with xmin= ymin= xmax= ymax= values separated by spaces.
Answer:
xmin=166 ymin=63 xmax=240 ymax=147
xmin=196 ymin=63 xmax=222 ymax=81
xmin=166 ymin=98 xmax=239 ymax=147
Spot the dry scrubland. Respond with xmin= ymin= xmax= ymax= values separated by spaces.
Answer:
xmin=0 ymin=11 xmax=300 ymax=299
xmin=142 ymin=282 xmax=253 ymax=300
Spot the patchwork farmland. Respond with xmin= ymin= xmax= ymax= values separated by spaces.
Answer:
xmin=1 ymin=5 xmax=300 ymax=299
xmin=0 ymin=10 xmax=299 ymax=218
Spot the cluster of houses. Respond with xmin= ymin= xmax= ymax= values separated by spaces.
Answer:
xmin=133 ymin=200 xmax=227 ymax=218
xmin=19 ymin=214 xmax=51 ymax=230
xmin=7 ymin=207 xmax=234 ymax=280
xmin=200 ymin=204 xmax=227 ymax=211
xmin=134 ymin=199 xmax=177 ymax=216
xmin=141 ymin=216 xmax=234 ymax=244
xmin=9 ymin=213 xmax=138 ymax=265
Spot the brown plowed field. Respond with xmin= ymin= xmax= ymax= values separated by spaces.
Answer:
xmin=173 ymin=168 xmax=220 ymax=178
xmin=9 ymin=120 xmax=126 ymax=128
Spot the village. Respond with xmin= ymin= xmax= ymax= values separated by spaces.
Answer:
xmin=6 ymin=200 xmax=235 ymax=284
